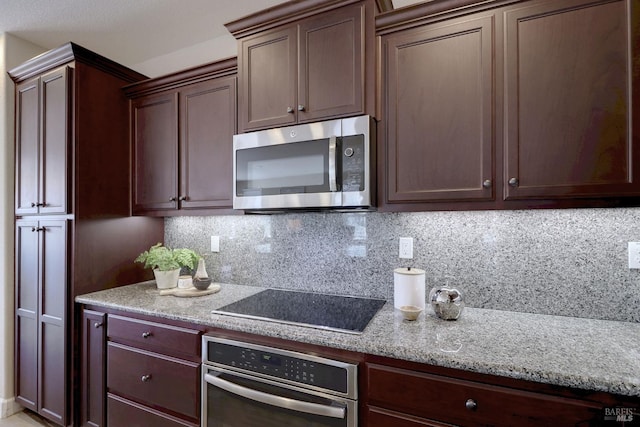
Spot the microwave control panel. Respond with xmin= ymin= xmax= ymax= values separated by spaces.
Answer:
xmin=341 ymin=135 xmax=365 ymax=192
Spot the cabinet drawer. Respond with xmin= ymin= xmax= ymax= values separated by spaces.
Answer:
xmin=367 ymin=364 xmax=602 ymax=427
xmin=107 ymin=342 xmax=200 ymax=420
xmin=367 ymin=406 xmax=449 ymax=427
xmin=108 ymin=393 xmax=198 ymax=427
xmin=108 ymin=314 xmax=200 ymax=358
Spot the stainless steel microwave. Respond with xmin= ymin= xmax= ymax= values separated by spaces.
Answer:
xmin=233 ymin=115 xmax=375 ymax=211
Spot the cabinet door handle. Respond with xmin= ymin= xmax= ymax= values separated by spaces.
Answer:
xmin=141 ymin=374 xmax=151 ymax=382
xmin=482 ymin=179 xmax=492 ymax=188
xmin=297 ymin=105 xmax=305 ymax=112
xmin=286 ymin=106 xmax=294 ymax=114
xmin=31 ymin=227 xmax=45 ymax=232
xmin=508 ymin=177 xmax=519 ymax=187
xmin=31 ymin=202 xmax=37 ymax=207
xmin=179 ymin=196 xmax=187 ymax=201
xmin=169 ymin=197 xmax=177 ymax=202
xmin=465 ymin=399 xmax=477 ymax=411
xmin=142 ymin=331 xmax=152 ymax=338
xmin=93 ymin=322 xmax=103 ymax=328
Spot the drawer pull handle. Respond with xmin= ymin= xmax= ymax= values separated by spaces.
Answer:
xmin=141 ymin=374 xmax=151 ymax=382
xmin=93 ymin=322 xmax=103 ymax=328
xmin=465 ymin=398 xmax=477 ymax=411
xmin=142 ymin=331 xmax=152 ymax=338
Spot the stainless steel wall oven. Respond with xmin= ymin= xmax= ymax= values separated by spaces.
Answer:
xmin=202 ymin=336 xmax=358 ymax=427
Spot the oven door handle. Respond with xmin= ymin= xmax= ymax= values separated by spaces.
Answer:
xmin=204 ymin=373 xmax=346 ymax=420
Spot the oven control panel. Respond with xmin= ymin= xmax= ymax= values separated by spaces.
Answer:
xmin=204 ymin=337 xmax=356 ymax=396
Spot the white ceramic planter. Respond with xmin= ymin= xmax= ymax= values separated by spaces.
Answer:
xmin=153 ymin=268 xmax=180 ymax=289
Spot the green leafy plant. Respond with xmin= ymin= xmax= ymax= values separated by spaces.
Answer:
xmin=135 ymin=243 xmax=200 ymax=271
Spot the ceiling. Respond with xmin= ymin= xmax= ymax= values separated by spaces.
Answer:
xmin=1 ymin=0 xmax=420 ymax=74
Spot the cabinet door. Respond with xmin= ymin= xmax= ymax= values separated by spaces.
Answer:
xmin=239 ymin=26 xmax=297 ymax=131
xmin=132 ymin=92 xmax=179 ymax=213
xmin=15 ymin=219 xmax=68 ymax=425
xmin=179 ymin=76 xmax=236 ymax=210
xmin=15 ymin=78 xmax=40 ymax=215
xmin=298 ymin=3 xmax=364 ymax=123
xmin=383 ymin=15 xmax=495 ymax=204
xmin=504 ymin=0 xmax=638 ymax=199
xmin=39 ymin=219 xmax=69 ymax=425
xmin=81 ymin=310 xmax=106 ymax=427
xmin=39 ymin=67 xmax=71 ymax=215
xmin=15 ymin=220 xmax=40 ymax=411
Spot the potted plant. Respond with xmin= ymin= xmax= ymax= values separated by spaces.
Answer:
xmin=135 ymin=243 xmax=200 ymax=289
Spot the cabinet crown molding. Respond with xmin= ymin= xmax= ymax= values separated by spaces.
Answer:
xmin=8 ymin=42 xmax=147 ymax=84
xmin=123 ymin=57 xmax=237 ymax=98
xmin=226 ymin=0 xmax=392 ymax=39
xmin=376 ymin=0 xmax=520 ymax=33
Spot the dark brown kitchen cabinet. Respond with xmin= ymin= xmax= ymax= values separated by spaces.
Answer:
xmin=106 ymin=314 xmax=202 ymax=426
xmin=126 ymin=59 xmax=237 ymax=216
xmin=80 ymin=310 xmax=106 ymax=427
xmin=503 ymin=0 xmax=638 ymax=200
xmin=227 ymin=0 xmax=383 ymax=132
xmin=131 ymin=92 xmax=179 ymax=212
xmin=15 ymin=219 xmax=68 ymax=425
xmin=377 ymin=0 xmax=640 ymax=211
xmin=15 ymin=67 xmax=71 ymax=215
xmin=364 ymin=358 xmax=640 ymax=427
xmin=381 ymin=14 xmax=494 ymax=204
xmin=10 ymin=43 xmax=164 ymax=426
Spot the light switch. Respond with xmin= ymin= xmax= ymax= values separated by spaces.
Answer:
xmin=211 ymin=236 xmax=220 ymax=253
xmin=628 ymin=242 xmax=640 ymax=269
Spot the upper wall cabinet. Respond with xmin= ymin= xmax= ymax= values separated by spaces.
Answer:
xmin=125 ymin=59 xmax=237 ymax=216
xmin=226 ymin=0 xmax=389 ymax=133
xmin=11 ymin=42 xmax=151 ymax=220
xmin=15 ymin=67 xmax=71 ymax=215
xmin=503 ymin=0 xmax=637 ymax=200
xmin=377 ymin=0 xmax=640 ymax=211
xmin=381 ymin=13 xmax=495 ymax=205
xmin=10 ymin=42 xmax=150 ymax=219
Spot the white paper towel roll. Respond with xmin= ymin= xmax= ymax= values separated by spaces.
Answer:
xmin=394 ymin=267 xmax=426 ymax=310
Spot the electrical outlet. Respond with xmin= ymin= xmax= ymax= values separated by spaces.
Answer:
xmin=211 ymin=236 xmax=220 ymax=253
xmin=629 ymin=242 xmax=640 ymax=269
xmin=399 ymin=237 xmax=413 ymax=259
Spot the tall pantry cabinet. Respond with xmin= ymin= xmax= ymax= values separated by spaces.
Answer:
xmin=9 ymin=43 xmax=164 ymax=426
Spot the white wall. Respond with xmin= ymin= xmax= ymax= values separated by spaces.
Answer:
xmin=0 ymin=33 xmax=45 ymax=418
xmin=131 ymin=33 xmax=237 ymax=77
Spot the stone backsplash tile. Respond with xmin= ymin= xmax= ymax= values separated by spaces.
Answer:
xmin=165 ymin=208 xmax=640 ymax=322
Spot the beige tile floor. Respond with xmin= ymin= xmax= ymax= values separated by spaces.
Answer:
xmin=0 ymin=411 xmax=55 ymax=427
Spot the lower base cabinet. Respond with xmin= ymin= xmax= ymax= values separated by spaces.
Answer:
xmin=107 ymin=342 xmax=200 ymax=420
xmin=107 ymin=394 xmax=198 ymax=427
xmin=365 ymin=362 xmax=638 ymax=427
xmin=80 ymin=308 xmax=202 ymax=427
xmin=81 ymin=307 xmax=638 ymax=427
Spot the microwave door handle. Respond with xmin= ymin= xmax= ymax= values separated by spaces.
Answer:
xmin=204 ymin=373 xmax=346 ymax=420
xmin=329 ymin=135 xmax=337 ymax=192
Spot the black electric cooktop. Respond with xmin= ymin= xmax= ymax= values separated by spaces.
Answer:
xmin=212 ymin=289 xmax=386 ymax=334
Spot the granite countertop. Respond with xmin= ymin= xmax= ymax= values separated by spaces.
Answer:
xmin=76 ymin=281 xmax=640 ymax=397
